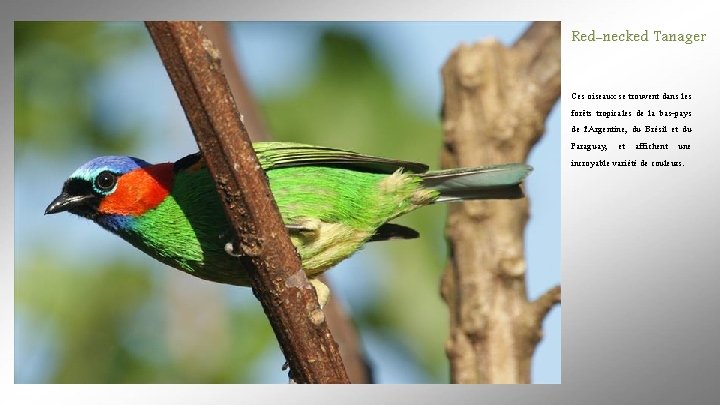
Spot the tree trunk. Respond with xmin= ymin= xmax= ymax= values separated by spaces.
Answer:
xmin=440 ymin=21 xmax=562 ymax=384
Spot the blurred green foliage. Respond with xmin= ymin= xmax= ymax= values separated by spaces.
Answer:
xmin=16 ymin=22 xmax=451 ymax=383
xmin=16 ymin=255 xmax=278 ymax=383
xmin=14 ymin=22 xmax=146 ymax=156
xmin=17 ymin=257 xmax=153 ymax=383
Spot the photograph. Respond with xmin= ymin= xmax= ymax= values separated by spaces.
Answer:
xmin=13 ymin=21 xmax=559 ymax=384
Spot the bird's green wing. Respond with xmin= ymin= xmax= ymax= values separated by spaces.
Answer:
xmin=252 ymin=142 xmax=429 ymax=174
xmin=172 ymin=142 xmax=429 ymax=175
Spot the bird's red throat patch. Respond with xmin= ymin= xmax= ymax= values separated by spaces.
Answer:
xmin=98 ymin=163 xmax=174 ymax=216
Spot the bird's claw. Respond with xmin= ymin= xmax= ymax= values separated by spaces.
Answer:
xmin=220 ymin=229 xmax=246 ymax=257
xmin=224 ymin=240 xmax=244 ymax=257
xmin=282 ymin=361 xmax=298 ymax=384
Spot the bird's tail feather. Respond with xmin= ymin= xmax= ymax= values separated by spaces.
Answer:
xmin=421 ymin=163 xmax=532 ymax=202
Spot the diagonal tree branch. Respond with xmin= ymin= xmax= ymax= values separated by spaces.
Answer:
xmin=201 ymin=21 xmax=270 ymax=142
xmin=145 ymin=21 xmax=349 ymax=384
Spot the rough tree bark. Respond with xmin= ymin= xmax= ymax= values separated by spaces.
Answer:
xmin=201 ymin=22 xmax=270 ymax=142
xmin=440 ymin=21 xmax=562 ymax=384
xmin=145 ymin=21 xmax=349 ymax=384
xmin=200 ymin=21 xmax=372 ymax=384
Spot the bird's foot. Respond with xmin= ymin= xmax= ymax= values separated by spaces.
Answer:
xmin=220 ymin=229 xmax=247 ymax=257
xmin=282 ymin=361 xmax=297 ymax=384
xmin=286 ymin=218 xmax=321 ymax=237
xmin=224 ymin=239 xmax=244 ymax=257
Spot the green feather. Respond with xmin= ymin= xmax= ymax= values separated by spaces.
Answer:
xmin=253 ymin=142 xmax=429 ymax=173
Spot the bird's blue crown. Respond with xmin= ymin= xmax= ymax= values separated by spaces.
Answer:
xmin=70 ymin=156 xmax=150 ymax=182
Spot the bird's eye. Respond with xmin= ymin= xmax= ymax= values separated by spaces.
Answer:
xmin=94 ymin=171 xmax=117 ymax=192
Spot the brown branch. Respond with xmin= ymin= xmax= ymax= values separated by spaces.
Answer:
xmin=145 ymin=21 xmax=349 ymax=384
xmin=201 ymin=21 xmax=270 ymax=141
xmin=533 ymin=285 xmax=561 ymax=323
xmin=440 ymin=21 xmax=560 ymax=384
xmin=199 ymin=22 xmax=372 ymax=383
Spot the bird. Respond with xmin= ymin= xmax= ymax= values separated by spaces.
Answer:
xmin=45 ymin=142 xmax=531 ymax=305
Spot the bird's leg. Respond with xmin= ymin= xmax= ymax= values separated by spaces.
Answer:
xmin=223 ymin=238 xmax=243 ymax=257
xmin=282 ymin=361 xmax=297 ymax=384
xmin=219 ymin=228 xmax=245 ymax=257
xmin=223 ymin=218 xmax=321 ymax=257
xmin=286 ymin=218 xmax=321 ymax=237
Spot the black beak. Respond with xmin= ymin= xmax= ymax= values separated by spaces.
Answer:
xmin=45 ymin=192 xmax=94 ymax=215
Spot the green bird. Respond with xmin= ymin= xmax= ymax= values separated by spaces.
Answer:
xmin=45 ymin=142 xmax=531 ymax=304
